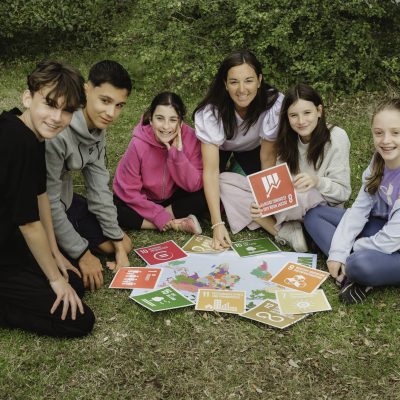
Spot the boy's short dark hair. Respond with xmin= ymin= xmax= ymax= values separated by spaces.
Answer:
xmin=88 ymin=60 xmax=132 ymax=95
xmin=28 ymin=60 xmax=86 ymax=113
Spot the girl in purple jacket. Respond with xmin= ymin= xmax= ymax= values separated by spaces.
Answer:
xmin=113 ymin=92 xmax=206 ymax=234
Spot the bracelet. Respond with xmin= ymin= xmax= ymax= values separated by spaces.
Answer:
xmin=211 ymin=221 xmax=225 ymax=230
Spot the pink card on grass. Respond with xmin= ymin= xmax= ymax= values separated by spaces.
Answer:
xmin=134 ymin=240 xmax=187 ymax=265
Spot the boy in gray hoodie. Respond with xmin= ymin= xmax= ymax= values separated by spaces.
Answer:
xmin=46 ymin=60 xmax=132 ymax=291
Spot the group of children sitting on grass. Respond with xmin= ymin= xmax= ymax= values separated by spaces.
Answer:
xmin=1 ymin=49 xmax=399 ymax=338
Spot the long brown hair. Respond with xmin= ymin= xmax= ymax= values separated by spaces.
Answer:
xmin=193 ymin=49 xmax=279 ymax=140
xmin=365 ymin=98 xmax=400 ymax=194
xmin=276 ymin=83 xmax=331 ymax=175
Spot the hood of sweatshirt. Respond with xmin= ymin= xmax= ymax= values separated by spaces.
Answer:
xmin=132 ymin=119 xmax=168 ymax=149
xmin=69 ymin=108 xmax=105 ymax=146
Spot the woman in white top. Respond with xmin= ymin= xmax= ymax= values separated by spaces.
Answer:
xmin=193 ymin=49 xmax=283 ymax=249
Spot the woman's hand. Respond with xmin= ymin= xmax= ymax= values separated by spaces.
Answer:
xmin=49 ymin=276 xmax=85 ymax=320
xmin=54 ymin=251 xmax=82 ymax=281
xmin=294 ymin=173 xmax=319 ymax=192
xmin=250 ymin=202 xmax=262 ymax=220
xmin=165 ymin=124 xmax=182 ymax=151
xmin=327 ymin=260 xmax=346 ymax=284
xmin=212 ymin=224 xmax=232 ymax=250
xmin=171 ymin=123 xmax=183 ymax=151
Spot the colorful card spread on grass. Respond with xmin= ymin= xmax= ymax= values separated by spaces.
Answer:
xmin=240 ymin=299 xmax=306 ymax=329
xmin=270 ymin=262 xmax=329 ymax=293
xmin=247 ymin=163 xmax=298 ymax=217
xmin=276 ymin=289 xmax=331 ymax=315
xmin=135 ymin=240 xmax=187 ymax=265
xmin=130 ymin=252 xmax=317 ymax=309
xmin=108 ymin=267 xmax=161 ymax=289
xmin=129 ymin=286 xmax=193 ymax=312
xmin=231 ymin=238 xmax=280 ymax=257
xmin=195 ymin=289 xmax=246 ymax=314
xmin=182 ymin=235 xmax=225 ymax=254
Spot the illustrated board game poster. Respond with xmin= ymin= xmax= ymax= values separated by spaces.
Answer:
xmin=195 ymin=289 xmax=246 ymax=314
xmin=231 ymin=238 xmax=280 ymax=257
xmin=135 ymin=240 xmax=187 ymax=265
xmin=109 ymin=267 xmax=162 ymax=289
xmin=241 ymin=299 xmax=306 ymax=329
xmin=276 ymin=289 xmax=331 ymax=315
xmin=182 ymin=235 xmax=225 ymax=254
xmin=247 ymin=163 xmax=298 ymax=217
xmin=130 ymin=286 xmax=194 ymax=312
xmin=270 ymin=262 xmax=329 ymax=293
xmin=130 ymin=251 xmax=317 ymax=309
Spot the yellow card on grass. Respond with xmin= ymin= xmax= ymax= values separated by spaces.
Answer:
xmin=270 ymin=262 xmax=329 ymax=293
xmin=241 ymin=299 xmax=306 ymax=329
xmin=276 ymin=289 xmax=332 ymax=315
xmin=195 ymin=289 xmax=246 ymax=314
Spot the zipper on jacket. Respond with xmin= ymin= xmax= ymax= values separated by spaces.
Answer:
xmin=161 ymin=154 xmax=167 ymax=200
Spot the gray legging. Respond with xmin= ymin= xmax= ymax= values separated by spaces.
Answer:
xmin=304 ymin=205 xmax=400 ymax=287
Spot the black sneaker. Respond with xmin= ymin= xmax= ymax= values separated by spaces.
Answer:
xmin=339 ymin=281 xmax=372 ymax=304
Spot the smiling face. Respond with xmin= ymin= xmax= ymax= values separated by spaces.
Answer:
xmin=225 ymin=63 xmax=261 ymax=118
xmin=83 ymin=82 xmax=128 ymax=130
xmin=287 ymin=99 xmax=322 ymax=143
xmin=21 ymin=86 xmax=73 ymax=141
xmin=372 ymin=109 xmax=400 ymax=169
xmin=150 ymin=105 xmax=180 ymax=145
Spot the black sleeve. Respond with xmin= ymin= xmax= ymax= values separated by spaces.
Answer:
xmin=10 ymin=135 xmax=42 ymax=226
xmin=37 ymin=141 xmax=47 ymax=195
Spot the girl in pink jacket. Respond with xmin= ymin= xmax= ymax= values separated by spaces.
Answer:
xmin=113 ymin=92 xmax=206 ymax=234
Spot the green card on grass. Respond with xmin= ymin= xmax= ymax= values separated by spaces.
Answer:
xmin=130 ymin=286 xmax=193 ymax=312
xmin=231 ymin=238 xmax=280 ymax=257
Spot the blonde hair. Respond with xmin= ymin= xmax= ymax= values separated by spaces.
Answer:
xmin=365 ymin=98 xmax=400 ymax=194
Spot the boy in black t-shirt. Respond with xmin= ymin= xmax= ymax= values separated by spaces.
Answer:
xmin=0 ymin=60 xmax=95 ymax=338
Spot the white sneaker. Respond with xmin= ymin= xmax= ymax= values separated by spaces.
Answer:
xmin=275 ymin=221 xmax=308 ymax=252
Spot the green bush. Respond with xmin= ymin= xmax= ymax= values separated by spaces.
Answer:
xmin=0 ymin=0 xmax=128 ymax=54
xmin=112 ymin=0 xmax=400 ymax=94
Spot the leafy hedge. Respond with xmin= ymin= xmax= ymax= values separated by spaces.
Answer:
xmin=0 ymin=0 xmax=127 ymax=54
xmin=113 ymin=0 xmax=400 ymax=93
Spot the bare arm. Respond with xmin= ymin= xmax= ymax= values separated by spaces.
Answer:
xmin=201 ymin=143 xmax=231 ymax=249
xmin=260 ymin=140 xmax=277 ymax=170
xmin=19 ymin=220 xmax=84 ymax=320
xmin=37 ymin=192 xmax=81 ymax=280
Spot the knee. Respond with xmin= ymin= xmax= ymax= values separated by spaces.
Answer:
xmin=64 ymin=304 xmax=96 ymax=339
xmin=346 ymin=252 xmax=375 ymax=286
xmin=77 ymin=305 xmax=96 ymax=337
xmin=304 ymin=206 xmax=322 ymax=230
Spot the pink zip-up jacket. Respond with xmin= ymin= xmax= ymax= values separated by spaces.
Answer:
xmin=113 ymin=120 xmax=203 ymax=230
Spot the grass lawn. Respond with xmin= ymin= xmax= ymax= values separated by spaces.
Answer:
xmin=0 ymin=56 xmax=399 ymax=400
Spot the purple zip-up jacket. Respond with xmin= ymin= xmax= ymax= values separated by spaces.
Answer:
xmin=113 ymin=119 xmax=203 ymax=230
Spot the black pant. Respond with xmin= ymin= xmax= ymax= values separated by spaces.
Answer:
xmin=0 ymin=258 xmax=95 ymax=338
xmin=114 ymin=188 xmax=208 ymax=230
xmin=219 ymin=146 xmax=261 ymax=175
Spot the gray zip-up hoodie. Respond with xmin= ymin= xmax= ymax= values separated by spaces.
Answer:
xmin=46 ymin=109 xmax=123 ymax=259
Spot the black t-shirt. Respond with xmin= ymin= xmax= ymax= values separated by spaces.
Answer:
xmin=0 ymin=108 xmax=46 ymax=270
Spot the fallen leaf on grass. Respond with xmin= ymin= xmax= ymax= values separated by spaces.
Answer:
xmin=252 ymin=385 xmax=263 ymax=394
xmin=288 ymin=359 xmax=300 ymax=368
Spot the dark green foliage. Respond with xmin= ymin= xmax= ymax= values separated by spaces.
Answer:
xmin=112 ymin=0 xmax=400 ymax=94
xmin=0 ymin=0 xmax=128 ymax=55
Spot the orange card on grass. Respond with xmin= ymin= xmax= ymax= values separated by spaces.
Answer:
xmin=247 ymin=163 xmax=297 ymax=217
xmin=270 ymin=262 xmax=329 ymax=293
xmin=109 ymin=267 xmax=162 ymax=289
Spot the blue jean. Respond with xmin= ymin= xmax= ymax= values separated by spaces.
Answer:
xmin=304 ymin=205 xmax=400 ymax=287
